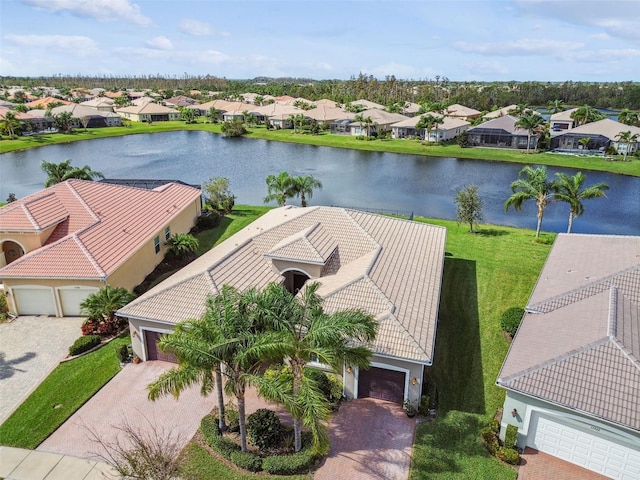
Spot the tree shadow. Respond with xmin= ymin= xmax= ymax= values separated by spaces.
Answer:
xmin=475 ymin=228 xmax=508 ymax=237
xmin=0 ymin=351 xmax=37 ymax=380
xmin=429 ymin=257 xmax=485 ymax=415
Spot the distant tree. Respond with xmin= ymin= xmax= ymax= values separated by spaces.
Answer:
xmin=113 ymin=96 xmax=130 ymax=108
xmin=454 ymin=185 xmax=483 ymax=233
xmin=166 ymin=233 xmax=199 ymax=259
xmin=578 ymin=136 xmax=591 ymax=150
xmin=205 ymin=107 xmax=221 ymax=123
xmin=53 ymin=111 xmax=76 ymax=133
xmin=345 ymin=103 xmax=366 ymax=113
xmin=546 ymin=99 xmax=565 ymax=114
xmin=570 ymin=105 xmax=604 ymax=126
xmin=385 ymin=102 xmax=404 ymax=113
xmin=180 ymin=107 xmax=198 ymax=124
xmin=508 ymin=103 xmax=531 ymax=117
xmin=41 ymin=159 xmax=104 ymax=187
xmin=79 ymin=116 xmax=91 ymax=131
xmin=6 ymin=193 xmax=17 ymax=203
xmin=220 ymin=119 xmax=247 ymax=137
xmin=0 ymin=111 xmax=20 ymax=138
xmin=618 ymin=109 xmax=640 ymax=127
xmin=203 ymin=176 xmax=235 ymax=213
xmin=504 ymin=166 xmax=555 ymax=238
xmin=614 ymin=131 xmax=639 ymax=161
xmin=291 ymin=174 xmax=322 ymax=207
xmin=553 ymin=172 xmax=609 ymax=233
xmin=353 ymin=114 xmax=375 ymax=138
xmin=264 ymin=171 xmax=295 ymax=206
xmin=515 ymin=113 xmax=545 ymax=153
xmin=254 ymin=95 xmax=264 ymax=106
xmin=12 ymin=104 xmax=28 ymax=113
xmin=416 ymin=114 xmax=443 ymax=142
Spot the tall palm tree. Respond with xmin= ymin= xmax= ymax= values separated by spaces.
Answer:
xmin=0 ymin=111 xmax=20 ymax=138
xmin=547 ymin=99 xmax=565 ymax=114
xmin=553 ymin=172 xmax=609 ymax=233
xmin=515 ymin=114 xmax=545 ymax=153
xmin=41 ymin=159 xmax=104 ymax=187
xmin=615 ymin=130 xmax=639 ymax=161
xmin=570 ymin=105 xmax=604 ymax=126
xmin=291 ymin=175 xmax=322 ymax=207
xmin=264 ymin=171 xmax=295 ymax=206
xmin=416 ymin=114 xmax=438 ymax=142
xmin=508 ymin=103 xmax=530 ymax=117
xmin=617 ymin=109 xmax=640 ymax=127
xmin=504 ymin=166 xmax=556 ymax=238
xmin=252 ymin=282 xmax=377 ymax=453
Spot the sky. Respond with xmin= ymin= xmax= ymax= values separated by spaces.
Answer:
xmin=1 ymin=0 xmax=639 ymax=82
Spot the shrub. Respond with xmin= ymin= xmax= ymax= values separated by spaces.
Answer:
xmin=200 ymin=414 xmax=221 ymax=440
xmin=116 ymin=344 xmax=130 ymax=363
xmin=418 ymin=395 xmax=431 ymax=416
xmin=69 ymin=335 xmax=101 ymax=356
xmin=262 ymin=448 xmax=317 ymax=475
xmin=305 ymin=368 xmax=332 ymax=401
xmin=480 ymin=426 xmax=499 ymax=455
xmin=81 ymin=316 xmax=126 ymax=337
xmin=225 ymin=401 xmax=239 ymax=432
xmin=199 ymin=414 xmax=239 ymax=460
xmin=230 ymin=451 xmax=263 ymax=472
xmin=497 ymin=446 xmax=521 ymax=465
xmin=0 ymin=293 xmax=8 ymax=321
xmin=501 ymin=307 xmax=525 ymax=337
xmin=247 ymin=408 xmax=283 ymax=451
xmin=196 ymin=211 xmax=221 ymax=230
xmin=505 ymin=424 xmax=518 ymax=448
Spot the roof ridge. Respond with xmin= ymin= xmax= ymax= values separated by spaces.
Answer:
xmin=608 ymin=285 xmax=618 ymax=339
xmin=72 ymin=235 xmax=107 ymax=278
xmin=384 ymin=312 xmax=429 ymax=358
xmin=21 ymin=203 xmax=39 ymax=229
xmin=65 ymin=181 xmax=100 ymax=223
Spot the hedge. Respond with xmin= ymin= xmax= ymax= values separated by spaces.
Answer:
xmin=68 ymin=335 xmax=101 ymax=356
xmin=505 ymin=424 xmax=518 ymax=448
xmin=501 ymin=307 xmax=525 ymax=337
xmin=230 ymin=451 xmax=263 ymax=472
xmin=200 ymin=414 xmax=240 ymax=460
xmin=262 ymin=449 xmax=317 ymax=475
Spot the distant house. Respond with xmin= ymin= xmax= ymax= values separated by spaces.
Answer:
xmin=497 ymin=234 xmax=640 ymax=479
xmin=391 ymin=113 xmax=470 ymax=141
xmin=164 ymin=95 xmax=199 ymax=108
xmin=550 ymin=118 xmax=640 ymax=154
xmin=80 ymin=97 xmax=116 ymax=112
xmin=349 ymin=109 xmax=408 ymax=136
xmin=349 ymin=99 xmax=386 ymax=111
xmin=303 ymin=106 xmax=354 ymax=123
xmin=482 ymin=105 xmax=517 ymax=120
xmin=402 ymin=102 xmax=422 ymax=117
xmin=466 ymin=115 xmax=535 ymax=149
xmin=444 ymin=103 xmax=482 ymax=121
xmin=25 ymin=97 xmax=71 ymax=109
xmin=0 ymin=180 xmax=202 ymax=317
xmin=549 ymin=108 xmax=579 ymax=132
xmin=29 ymin=104 xmax=122 ymax=128
xmin=116 ymin=103 xmax=180 ymax=122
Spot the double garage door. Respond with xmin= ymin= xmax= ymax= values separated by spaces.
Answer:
xmin=527 ymin=413 xmax=640 ymax=479
xmin=358 ymin=366 xmax=406 ymax=404
xmin=11 ymin=286 xmax=97 ymax=316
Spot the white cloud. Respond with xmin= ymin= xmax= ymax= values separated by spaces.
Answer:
xmin=590 ymin=33 xmax=611 ymax=40
xmin=179 ymin=19 xmax=229 ymax=37
xmin=463 ymin=60 xmax=509 ymax=76
xmin=145 ymin=36 xmax=173 ymax=50
xmin=453 ymin=38 xmax=584 ymax=56
xmin=24 ymin=0 xmax=151 ymax=26
xmin=116 ymin=47 xmax=230 ymax=66
xmin=3 ymin=34 xmax=97 ymax=52
xmin=563 ymin=48 xmax=640 ymax=63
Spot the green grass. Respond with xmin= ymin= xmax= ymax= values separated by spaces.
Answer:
xmin=1 ymin=121 xmax=638 ymax=176
xmin=0 ymin=335 xmax=130 ymax=449
xmin=409 ymin=219 xmax=553 ymax=479
xmin=179 ymin=443 xmax=311 ymax=480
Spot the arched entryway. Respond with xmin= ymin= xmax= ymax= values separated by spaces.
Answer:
xmin=2 ymin=240 xmax=25 ymax=266
xmin=282 ymin=269 xmax=311 ymax=294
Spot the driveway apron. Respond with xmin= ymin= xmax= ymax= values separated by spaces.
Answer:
xmin=315 ymin=398 xmax=416 ymax=480
xmin=0 ymin=316 xmax=84 ymax=424
xmin=37 ymin=361 xmax=213 ymax=460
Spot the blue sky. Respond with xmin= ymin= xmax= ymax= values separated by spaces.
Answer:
xmin=1 ymin=0 xmax=639 ymax=81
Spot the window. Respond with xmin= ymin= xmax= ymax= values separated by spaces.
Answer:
xmin=154 ymin=236 xmax=160 ymax=254
xmin=164 ymin=226 xmax=171 ymax=241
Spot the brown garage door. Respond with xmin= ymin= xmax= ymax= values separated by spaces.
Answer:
xmin=358 ymin=367 xmax=405 ymax=404
xmin=145 ymin=331 xmax=177 ymax=363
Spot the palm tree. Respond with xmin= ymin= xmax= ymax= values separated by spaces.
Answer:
xmin=570 ymin=105 xmax=604 ymax=126
xmin=205 ymin=107 xmax=221 ymax=124
xmin=614 ymin=131 xmax=639 ymax=161
xmin=53 ymin=111 xmax=76 ymax=133
xmin=166 ymin=233 xmax=199 ymax=258
xmin=508 ymin=103 xmax=530 ymax=117
xmin=291 ymin=175 xmax=322 ymax=207
xmin=80 ymin=285 xmax=136 ymax=322
xmin=553 ymin=172 xmax=609 ymax=233
xmin=353 ymin=114 xmax=373 ymax=138
xmin=416 ymin=114 xmax=438 ymax=142
xmin=617 ymin=109 xmax=639 ymax=127
xmin=264 ymin=171 xmax=295 ymax=206
xmin=252 ymin=282 xmax=377 ymax=453
xmin=504 ymin=166 xmax=556 ymax=238
xmin=515 ymin=113 xmax=545 ymax=153
xmin=547 ymin=99 xmax=565 ymax=114
xmin=0 ymin=111 xmax=20 ymax=138
xmin=578 ymin=136 xmax=591 ymax=151
xmin=41 ymin=159 xmax=104 ymax=187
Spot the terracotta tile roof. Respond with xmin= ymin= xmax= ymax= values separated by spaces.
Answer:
xmin=0 ymin=180 xmax=201 ymax=280
xmin=498 ymin=234 xmax=640 ymax=432
xmin=0 ymin=193 xmax=68 ymax=231
xmin=119 ymin=206 xmax=447 ymax=364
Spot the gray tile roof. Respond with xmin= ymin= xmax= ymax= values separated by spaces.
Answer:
xmin=119 ymin=206 xmax=447 ymax=364
xmin=498 ymin=234 xmax=640 ymax=432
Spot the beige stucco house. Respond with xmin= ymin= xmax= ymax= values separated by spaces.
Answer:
xmin=116 ymin=103 xmax=180 ymax=122
xmin=497 ymin=234 xmax=640 ymax=479
xmin=391 ymin=113 xmax=470 ymax=141
xmin=0 ymin=180 xmax=201 ymax=317
xmin=118 ymin=206 xmax=447 ymax=406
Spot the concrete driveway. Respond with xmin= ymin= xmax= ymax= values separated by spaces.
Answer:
xmin=315 ymin=398 xmax=416 ymax=480
xmin=0 ymin=316 xmax=84 ymax=424
xmin=37 ymin=361 xmax=213 ymax=460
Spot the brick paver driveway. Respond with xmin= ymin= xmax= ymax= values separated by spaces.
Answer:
xmin=0 ymin=316 xmax=84 ymax=424
xmin=518 ymin=447 xmax=609 ymax=480
xmin=37 ymin=361 xmax=213 ymax=460
xmin=315 ymin=398 xmax=416 ymax=480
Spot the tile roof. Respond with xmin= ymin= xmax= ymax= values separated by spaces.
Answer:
xmin=557 ymin=118 xmax=640 ymax=140
xmin=0 ymin=180 xmax=201 ymax=280
xmin=497 ymin=234 xmax=640 ymax=432
xmin=468 ymin=115 xmax=529 ymax=135
xmin=119 ymin=206 xmax=447 ymax=364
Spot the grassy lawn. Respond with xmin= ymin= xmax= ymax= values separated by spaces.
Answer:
xmin=410 ymin=219 xmax=553 ymax=479
xmin=0 ymin=335 xmax=130 ymax=449
xmin=1 ymin=121 xmax=638 ymax=177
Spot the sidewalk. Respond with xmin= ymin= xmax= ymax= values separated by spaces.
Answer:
xmin=0 ymin=447 xmax=118 ymax=480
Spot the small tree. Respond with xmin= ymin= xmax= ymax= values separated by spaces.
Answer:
xmin=166 ymin=233 xmax=199 ymax=259
xmin=203 ymin=177 xmax=235 ymax=213
xmin=454 ymin=185 xmax=483 ymax=233
xmin=221 ymin=119 xmax=247 ymax=137
xmin=6 ymin=193 xmax=17 ymax=203
xmin=80 ymin=285 xmax=136 ymax=322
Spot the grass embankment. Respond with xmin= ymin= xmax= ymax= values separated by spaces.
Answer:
xmin=0 ymin=335 xmax=130 ymax=449
xmin=1 ymin=120 xmax=638 ymax=177
xmin=410 ymin=219 xmax=553 ymax=480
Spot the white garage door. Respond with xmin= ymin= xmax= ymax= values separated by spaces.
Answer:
xmin=12 ymin=287 xmax=56 ymax=316
xmin=58 ymin=287 xmax=98 ymax=316
xmin=527 ymin=413 xmax=640 ymax=480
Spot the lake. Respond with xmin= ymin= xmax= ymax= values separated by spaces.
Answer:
xmin=1 ymin=131 xmax=638 ymax=235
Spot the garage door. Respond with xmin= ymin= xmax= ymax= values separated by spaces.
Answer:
xmin=527 ymin=413 xmax=640 ymax=480
xmin=58 ymin=287 xmax=98 ymax=316
xmin=144 ymin=331 xmax=177 ymax=363
xmin=358 ymin=367 xmax=405 ymax=404
xmin=12 ymin=287 xmax=56 ymax=316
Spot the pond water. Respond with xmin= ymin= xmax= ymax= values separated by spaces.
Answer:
xmin=1 ymin=131 xmax=638 ymax=235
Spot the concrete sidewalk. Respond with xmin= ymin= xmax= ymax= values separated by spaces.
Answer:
xmin=0 ymin=447 xmax=117 ymax=480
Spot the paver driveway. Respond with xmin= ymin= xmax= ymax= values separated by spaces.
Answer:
xmin=518 ymin=447 xmax=610 ymax=480
xmin=37 ymin=361 xmax=213 ymax=460
xmin=0 ymin=316 xmax=84 ymax=424
xmin=315 ymin=398 xmax=416 ymax=480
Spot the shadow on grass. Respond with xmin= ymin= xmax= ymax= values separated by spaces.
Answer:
xmin=429 ymin=257 xmax=485 ymax=415
xmin=475 ymin=228 xmax=508 ymax=237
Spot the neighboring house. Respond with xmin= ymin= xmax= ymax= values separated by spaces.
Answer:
xmin=497 ymin=234 xmax=640 ymax=479
xmin=164 ymin=95 xmax=199 ymax=108
xmin=549 ymin=108 xmax=579 ymax=132
xmin=550 ymin=118 xmax=640 ymax=154
xmin=118 ymin=206 xmax=447 ymax=407
xmin=349 ymin=109 xmax=408 ymax=136
xmin=444 ymin=104 xmax=482 ymax=121
xmin=29 ymin=104 xmax=122 ymax=128
xmin=0 ymin=107 xmax=46 ymax=134
xmin=0 ymin=180 xmax=202 ymax=317
xmin=402 ymin=102 xmax=422 ymax=117
xmin=349 ymin=99 xmax=386 ymax=110
xmin=116 ymin=103 xmax=180 ymax=122
xmin=303 ymin=106 xmax=354 ymax=123
xmin=315 ymin=98 xmax=341 ymax=108
xmin=466 ymin=115 xmax=535 ymax=149
xmin=25 ymin=96 xmax=71 ymax=109
xmin=254 ymin=103 xmax=303 ymax=128
xmin=482 ymin=105 xmax=517 ymax=120
xmin=80 ymin=97 xmax=116 ymax=112
xmin=391 ymin=113 xmax=470 ymax=141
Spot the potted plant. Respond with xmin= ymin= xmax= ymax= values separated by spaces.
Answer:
xmin=403 ymin=399 xmax=417 ymax=418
